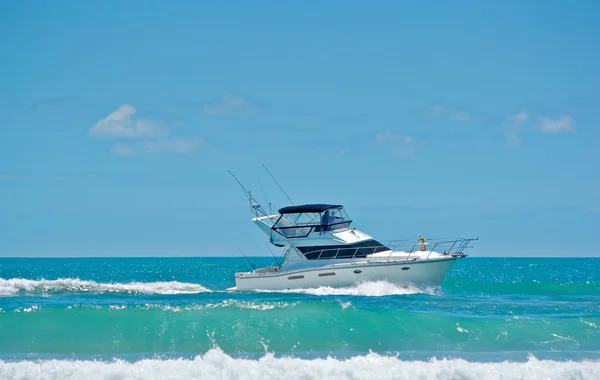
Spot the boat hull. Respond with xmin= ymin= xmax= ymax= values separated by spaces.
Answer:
xmin=229 ymin=257 xmax=459 ymax=291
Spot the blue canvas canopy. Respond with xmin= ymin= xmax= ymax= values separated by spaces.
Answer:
xmin=278 ymin=204 xmax=342 ymax=214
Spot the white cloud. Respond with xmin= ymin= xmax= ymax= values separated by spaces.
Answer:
xmin=201 ymin=95 xmax=258 ymax=115
xmin=450 ymin=110 xmax=472 ymax=121
xmin=428 ymin=104 xmax=444 ymax=116
xmin=502 ymin=111 xmax=576 ymax=143
xmin=89 ymin=104 xmax=202 ymax=156
xmin=376 ymin=129 xmax=415 ymax=156
xmin=111 ymin=144 xmax=137 ymax=156
xmin=506 ymin=134 xmax=522 ymax=144
xmin=427 ymin=104 xmax=473 ymax=121
xmin=375 ymin=129 xmax=392 ymax=143
xmin=89 ymin=105 xmax=168 ymax=138
xmin=539 ymin=115 xmax=576 ymax=133
xmin=111 ymin=138 xmax=203 ymax=156
xmin=504 ymin=111 xmax=529 ymax=144
xmin=507 ymin=111 xmax=528 ymax=123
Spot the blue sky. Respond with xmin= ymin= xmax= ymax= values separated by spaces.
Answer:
xmin=1 ymin=1 xmax=599 ymax=257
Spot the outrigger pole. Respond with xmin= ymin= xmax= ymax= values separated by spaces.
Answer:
xmin=228 ymin=167 xmax=293 ymax=249
xmin=228 ymin=169 xmax=283 ymax=248
xmin=228 ymin=170 xmax=268 ymax=217
xmin=262 ymin=164 xmax=294 ymax=206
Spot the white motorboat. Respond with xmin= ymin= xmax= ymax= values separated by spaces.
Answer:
xmin=227 ymin=173 xmax=476 ymax=291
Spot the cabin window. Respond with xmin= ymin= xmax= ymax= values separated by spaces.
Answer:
xmin=316 ymin=208 xmax=351 ymax=232
xmin=401 ymin=267 xmax=410 ymax=270
xmin=300 ymin=240 xmax=391 ymax=260
xmin=280 ymin=227 xmax=312 ymax=238
xmin=318 ymin=272 xmax=336 ymax=277
xmin=353 ymin=270 xmax=362 ymax=274
xmin=288 ymin=275 xmax=304 ymax=280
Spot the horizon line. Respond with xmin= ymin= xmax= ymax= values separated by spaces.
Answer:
xmin=0 ymin=255 xmax=596 ymax=259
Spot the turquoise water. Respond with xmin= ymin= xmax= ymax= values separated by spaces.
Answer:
xmin=1 ymin=257 xmax=599 ymax=379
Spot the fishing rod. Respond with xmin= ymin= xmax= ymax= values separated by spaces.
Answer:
xmin=237 ymin=248 xmax=256 ymax=271
xmin=265 ymin=242 xmax=281 ymax=267
xmin=257 ymin=175 xmax=272 ymax=215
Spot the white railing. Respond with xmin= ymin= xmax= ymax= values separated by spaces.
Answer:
xmin=301 ymin=237 xmax=478 ymax=263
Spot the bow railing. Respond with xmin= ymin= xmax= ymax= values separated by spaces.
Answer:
xmin=300 ymin=237 xmax=478 ymax=263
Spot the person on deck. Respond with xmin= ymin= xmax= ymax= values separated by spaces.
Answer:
xmin=418 ymin=235 xmax=426 ymax=251
xmin=321 ymin=210 xmax=331 ymax=231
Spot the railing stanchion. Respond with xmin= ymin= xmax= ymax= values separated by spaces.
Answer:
xmin=317 ymin=250 xmax=323 ymax=260
xmin=456 ymin=239 xmax=469 ymax=253
xmin=447 ymin=240 xmax=457 ymax=254
xmin=426 ymin=243 xmax=438 ymax=259
xmin=332 ymin=248 xmax=341 ymax=261
xmin=407 ymin=244 xmax=415 ymax=260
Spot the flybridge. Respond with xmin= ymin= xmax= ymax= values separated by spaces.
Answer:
xmin=228 ymin=168 xmax=355 ymax=244
xmin=272 ymin=204 xmax=352 ymax=238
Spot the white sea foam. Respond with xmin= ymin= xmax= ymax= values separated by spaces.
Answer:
xmin=256 ymin=280 xmax=438 ymax=297
xmin=0 ymin=278 xmax=211 ymax=296
xmin=1 ymin=349 xmax=599 ymax=380
xmin=205 ymin=300 xmax=299 ymax=311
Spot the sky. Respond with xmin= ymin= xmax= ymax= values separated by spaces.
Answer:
xmin=0 ymin=1 xmax=599 ymax=257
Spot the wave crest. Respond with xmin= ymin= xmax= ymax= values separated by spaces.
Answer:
xmin=255 ymin=280 xmax=439 ymax=296
xmin=1 ymin=349 xmax=599 ymax=380
xmin=0 ymin=278 xmax=211 ymax=296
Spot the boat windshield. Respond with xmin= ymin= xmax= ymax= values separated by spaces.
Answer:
xmin=273 ymin=207 xmax=351 ymax=238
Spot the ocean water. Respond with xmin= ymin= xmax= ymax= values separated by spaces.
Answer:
xmin=0 ymin=257 xmax=599 ymax=379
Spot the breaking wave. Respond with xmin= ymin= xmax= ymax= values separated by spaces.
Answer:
xmin=2 ymin=302 xmax=598 ymax=354
xmin=1 ymin=348 xmax=599 ymax=380
xmin=255 ymin=280 xmax=439 ymax=296
xmin=0 ymin=278 xmax=211 ymax=296
xmin=445 ymin=279 xmax=600 ymax=296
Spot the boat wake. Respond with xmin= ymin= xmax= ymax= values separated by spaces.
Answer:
xmin=1 ymin=278 xmax=436 ymax=297
xmin=0 ymin=278 xmax=211 ymax=296
xmin=1 ymin=347 xmax=599 ymax=380
xmin=254 ymin=280 xmax=439 ymax=296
